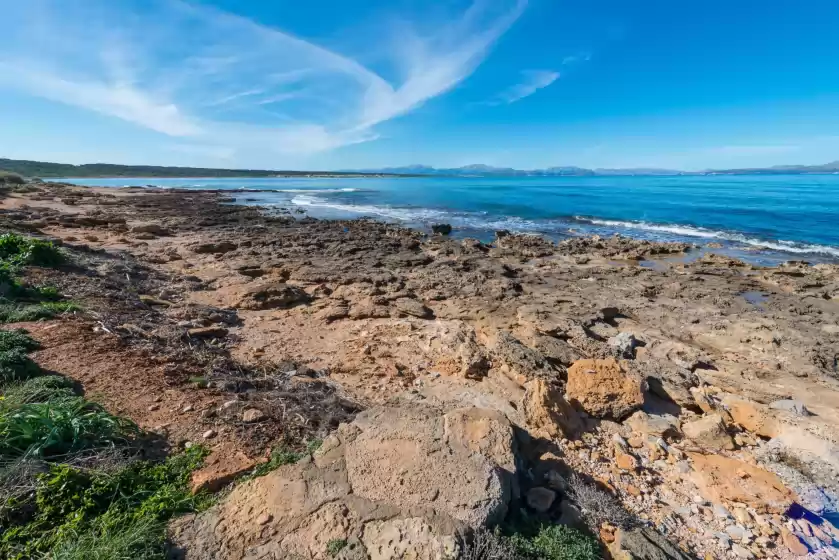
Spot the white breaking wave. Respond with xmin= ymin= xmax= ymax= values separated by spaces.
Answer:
xmin=578 ymin=217 xmax=839 ymax=258
xmin=287 ymin=195 xmax=839 ymax=259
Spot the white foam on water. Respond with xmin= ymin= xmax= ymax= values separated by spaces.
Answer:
xmin=578 ymin=217 xmax=839 ymax=258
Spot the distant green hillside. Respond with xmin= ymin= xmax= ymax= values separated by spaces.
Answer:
xmin=0 ymin=158 xmax=388 ymax=179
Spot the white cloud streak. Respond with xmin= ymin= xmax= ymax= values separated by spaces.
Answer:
xmin=494 ymin=69 xmax=560 ymax=104
xmin=0 ymin=0 xmax=526 ymax=159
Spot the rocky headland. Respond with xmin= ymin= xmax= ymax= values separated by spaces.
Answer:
xmin=1 ymin=179 xmax=838 ymax=559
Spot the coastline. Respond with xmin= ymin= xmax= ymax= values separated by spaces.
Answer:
xmin=2 ymin=180 xmax=839 ymax=559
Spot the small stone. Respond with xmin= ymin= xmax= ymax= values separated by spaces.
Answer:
xmin=221 ymin=400 xmax=239 ymax=410
xmin=202 ymin=429 xmax=217 ymax=439
xmin=733 ymin=507 xmax=752 ymax=525
xmin=182 ymin=404 xmax=194 ymax=413
xmin=732 ymin=543 xmax=755 ymax=559
xmin=184 ymin=441 xmax=194 ymax=449
xmin=716 ymin=532 xmax=732 ymax=548
xmin=256 ymin=513 xmax=273 ymax=525
xmin=526 ymin=487 xmax=557 ymax=513
xmin=148 ymin=404 xmax=160 ymax=411
xmin=242 ymin=408 xmax=267 ymax=423
xmin=616 ymin=452 xmax=638 ymax=471
xmin=544 ymin=470 xmax=569 ymax=492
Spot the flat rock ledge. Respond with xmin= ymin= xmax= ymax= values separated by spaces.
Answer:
xmin=167 ymin=404 xmax=517 ymax=560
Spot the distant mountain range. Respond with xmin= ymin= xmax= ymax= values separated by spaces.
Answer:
xmin=356 ymin=161 xmax=839 ymax=176
xmin=2 ymin=156 xmax=839 ymax=179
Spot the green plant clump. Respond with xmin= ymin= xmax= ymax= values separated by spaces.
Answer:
xmin=0 ymin=446 xmax=212 ymax=559
xmin=509 ymin=525 xmax=601 ymax=560
xmin=0 ymin=233 xmax=64 ymax=270
xmin=326 ymin=538 xmax=348 ymax=557
xmin=1 ymin=375 xmax=76 ymax=407
xmin=0 ymin=300 xmax=81 ymax=324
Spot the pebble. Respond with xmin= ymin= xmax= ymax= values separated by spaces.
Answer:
xmin=182 ymin=404 xmax=194 ymax=413
xmin=202 ymin=429 xmax=217 ymax=439
xmin=148 ymin=404 xmax=160 ymax=411
xmin=256 ymin=513 xmax=273 ymax=525
xmin=526 ymin=487 xmax=557 ymax=513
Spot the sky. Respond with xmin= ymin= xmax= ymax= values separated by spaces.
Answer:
xmin=2 ymin=0 xmax=839 ymax=171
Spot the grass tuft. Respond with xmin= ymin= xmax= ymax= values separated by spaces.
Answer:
xmin=245 ymin=445 xmax=305 ymax=480
xmin=0 ymin=397 xmax=138 ymax=459
xmin=326 ymin=538 xmax=348 ymax=557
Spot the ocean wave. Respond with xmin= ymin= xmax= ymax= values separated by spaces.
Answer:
xmin=575 ymin=217 xmax=839 ymax=258
xmin=288 ymin=195 xmax=839 ymax=258
xmin=264 ymin=187 xmax=362 ymax=193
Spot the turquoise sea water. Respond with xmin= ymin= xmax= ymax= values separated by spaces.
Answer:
xmin=63 ymin=174 xmax=839 ymax=264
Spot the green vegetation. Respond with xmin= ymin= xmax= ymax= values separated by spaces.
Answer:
xmin=0 ymin=233 xmax=64 ymax=269
xmin=326 ymin=538 xmax=348 ymax=557
xmin=245 ymin=445 xmax=305 ymax=480
xmin=0 ymin=327 xmax=212 ymax=559
xmin=0 ymin=171 xmax=25 ymax=185
xmin=461 ymin=525 xmax=601 ymax=560
xmin=0 ymin=446 xmax=211 ymax=559
xmin=509 ymin=525 xmax=601 ymax=560
xmin=0 ymin=233 xmax=79 ymax=324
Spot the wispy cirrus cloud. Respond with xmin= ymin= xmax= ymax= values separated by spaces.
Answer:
xmin=0 ymin=0 xmax=527 ymax=159
xmin=491 ymin=69 xmax=560 ymax=104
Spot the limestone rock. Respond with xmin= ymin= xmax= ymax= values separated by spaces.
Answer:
xmin=171 ymin=403 xmax=504 ymax=560
xmin=567 ymin=358 xmax=647 ymax=420
xmin=241 ymin=408 xmax=267 ymax=423
xmin=625 ymin=411 xmax=681 ymax=439
xmin=362 ymin=517 xmax=458 ymax=560
xmin=489 ymin=330 xmax=556 ymax=379
xmin=781 ymin=528 xmax=809 ymax=556
xmin=393 ymin=298 xmax=433 ymax=319
xmin=682 ymin=413 xmax=734 ymax=450
xmin=192 ymin=240 xmax=237 ymax=254
xmin=344 ymin=405 xmax=515 ymax=527
xmin=131 ymin=222 xmax=171 ymax=236
xmin=719 ymin=394 xmax=780 ymax=438
xmin=523 ymin=378 xmax=583 ymax=438
xmin=233 ymin=282 xmax=310 ymax=310
xmin=768 ymin=399 xmax=811 ymax=417
xmin=609 ymin=527 xmax=693 ymax=560
xmin=609 ymin=332 xmax=639 ymax=358
xmin=687 ymin=452 xmax=796 ymax=513
xmin=189 ymin=443 xmax=257 ymax=494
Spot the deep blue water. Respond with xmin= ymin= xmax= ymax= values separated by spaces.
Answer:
xmin=61 ymin=174 xmax=839 ymax=264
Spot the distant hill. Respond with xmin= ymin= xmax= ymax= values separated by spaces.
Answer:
xmin=3 ymin=156 xmax=839 ymax=179
xmin=0 ymin=158 xmax=403 ymax=179
xmin=357 ymin=161 xmax=839 ymax=177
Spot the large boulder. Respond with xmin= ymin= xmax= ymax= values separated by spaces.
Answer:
xmin=345 ymin=405 xmax=515 ymax=527
xmin=523 ymin=378 xmax=583 ymax=439
xmin=566 ymin=358 xmax=647 ymax=420
xmin=170 ymin=404 xmax=517 ymax=559
xmin=488 ymin=330 xmax=557 ymax=380
xmin=687 ymin=452 xmax=797 ymax=514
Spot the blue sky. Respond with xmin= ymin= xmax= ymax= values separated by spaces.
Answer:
xmin=2 ymin=0 xmax=839 ymax=171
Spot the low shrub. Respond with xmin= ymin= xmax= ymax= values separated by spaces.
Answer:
xmin=0 ymin=328 xmax=40 ymax=353
xmin=0 ymin=446 xmax=211 ymax=559
xmin=0 ymin=347 xmax=42 ymax=383
xmin=0 ymin=397 xmax=138 ymax=459
xmin=509 ymin=525 xmax=601 ymax=560
xmin=460 ymin=525 xmax=601 ymax=560
xmin=567 ymin=474 xmax=635 ymax=531
xmin=0 ymin=233 xmax=64 ymax=269
xmin=1 ymin=375 xmax=76 ymax=407
xmin=0 ymin=172 xmax=25 ymax=185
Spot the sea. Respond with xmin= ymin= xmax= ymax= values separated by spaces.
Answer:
xmin=60 ymin=174 xmax=839 ymax=266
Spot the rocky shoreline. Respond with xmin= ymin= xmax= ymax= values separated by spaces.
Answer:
xmin=1 ymin=179 xmax=838 ymax=559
